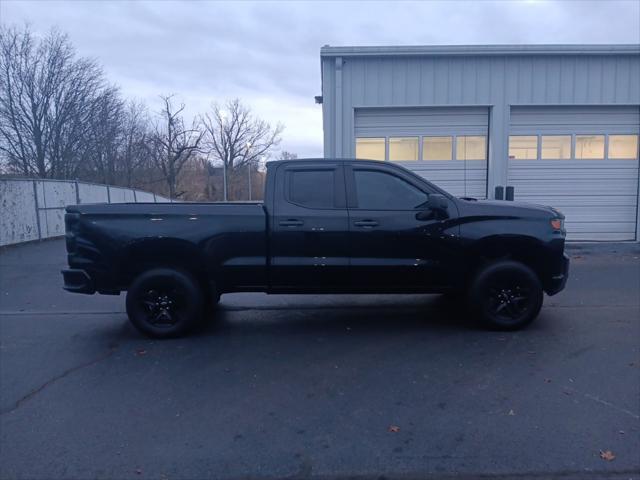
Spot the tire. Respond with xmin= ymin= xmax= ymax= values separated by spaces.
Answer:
xmin=126 ymin=267 xmax=204 ymax=338
xmin=468 ymin=260 xmax=543 ymax=331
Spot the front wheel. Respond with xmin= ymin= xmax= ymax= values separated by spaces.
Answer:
xmin=126 ymin=268 xmax=204 ymax=338
xmin=468 ymin=260 xmax=543 ymax=331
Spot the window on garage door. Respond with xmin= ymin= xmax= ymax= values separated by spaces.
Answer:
xmin=508 ymin=136 xmax=538 ymax=159
xmin=575 ymin=135 xmax=605 ymax=159
xmin=389 ymin=137 xmax=419 ymax=161
xmin=456 ymin=136 xmax=487 ymax=160
xmin=422 ymin=136 xmax=453 ymax=160
xmin=541 ymin=136 xmax=572 ymax=159
xmin=608 ymin=135 xmax=639 ymax=159
xmin=356 ymin=138 xmax=385 ymax=161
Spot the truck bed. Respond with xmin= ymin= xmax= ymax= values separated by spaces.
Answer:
xmin=64 ymin=202 xmax=268 ymax=294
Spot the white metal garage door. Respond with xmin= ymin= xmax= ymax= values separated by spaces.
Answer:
xmin=508 ymin=106 xmax=640 ymax=241
xmin=354 ymin=107 xmax=489 ymax=198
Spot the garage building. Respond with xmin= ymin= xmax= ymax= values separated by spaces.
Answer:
xmin=320 ymin=45 xmax=640 ymax=241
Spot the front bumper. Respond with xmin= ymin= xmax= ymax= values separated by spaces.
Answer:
xmin=545 ymin=253 xmax=570 ymax=296
xmin=61 ymin=269 xmax=95 ymax=294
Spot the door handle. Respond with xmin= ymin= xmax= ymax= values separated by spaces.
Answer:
xmin=279 ymin=219 xmax=304 ymax=227
xmin=354 ymin=220 xmax=379 ymax=228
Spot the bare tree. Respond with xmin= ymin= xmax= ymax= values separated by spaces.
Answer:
xmin=0 ymin=26 xmax=288 ymax=203
xmin=147 ymin=95 xmax=203 ymax=198
xmin=280 ymin=151 xmax=298 ymax=160
xmin=81 ymin=88 xmax=124 ymax=184
xmin=201 ymin=99 xmax=283 ymax=200
xmin=0 ymin=26 xmax=109 ymax=178
xmin=119 ymin=100 xmax=151 ymax=188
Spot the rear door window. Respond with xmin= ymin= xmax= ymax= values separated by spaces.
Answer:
xmin=288 ymin=169 xmax=335 ymax=209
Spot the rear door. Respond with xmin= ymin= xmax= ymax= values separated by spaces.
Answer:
xmin=346 ymin=163 xmax=456 ymax=290
xmin=270 ymin=161 xmax=349 ymax=290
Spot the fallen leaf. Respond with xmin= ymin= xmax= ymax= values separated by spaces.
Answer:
xmin=388 ymin=425 xmax=400 ymax=433
xmin=599 ymin=450 xmax=616 ymax=461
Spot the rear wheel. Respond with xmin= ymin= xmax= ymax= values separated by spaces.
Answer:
xmin=126 ymin=268 xmax=204 ymax=338
xmin=469 ymin=260 xmax=543 ymax=330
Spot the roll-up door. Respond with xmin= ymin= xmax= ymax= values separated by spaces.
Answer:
xmin=354 ymin=107 xmax=489 ymax=198
xmin=508 ymin=106 xmax=640 ymax=241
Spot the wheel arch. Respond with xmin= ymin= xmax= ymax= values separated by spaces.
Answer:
xmin=117 ymin=237 xmax=210 ymax=290
xmin=465 ymin=234 xmax=551 ymax=284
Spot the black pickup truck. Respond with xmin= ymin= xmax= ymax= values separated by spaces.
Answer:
xmin=62 ymin=159 xmax=569 ymax=338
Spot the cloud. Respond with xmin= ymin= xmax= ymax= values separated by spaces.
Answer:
xmin=2 ymin=0 xmax=639 ymax=157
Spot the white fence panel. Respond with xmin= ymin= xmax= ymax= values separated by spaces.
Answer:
xmin=108 ymin=186 xmax=135 ymax=203
xmin=134 ymin=190 xmax=155 ymax=202
xmin=78 ymin=183 xmax=109 ymax=203
xmin=35 ymin=181 xmax=77 ymax=238
xmin=0 ymin=179 xmax=171 ymax=247
xmin=0 ymin=180 xmax=40 ymax=245
xmin=42 ymin=181 xmax=76 ymax=208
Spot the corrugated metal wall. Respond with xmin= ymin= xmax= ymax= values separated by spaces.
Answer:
xmin=322 ymin=47 xmax=640 ymax=240
xmin=324 ymin=52 xmax=639 ymax=180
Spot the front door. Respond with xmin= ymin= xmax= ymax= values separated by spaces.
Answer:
xmin=270 ymin=162 xmax=350 ymax=290
xmin=346 ymin=164 xmax=455 ymax=290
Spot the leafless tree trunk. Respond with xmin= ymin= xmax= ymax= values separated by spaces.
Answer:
xmin=147 ymin=95 xmax=203 ymax=198
xmin=201 ymin=99 xmax=283 ymax=200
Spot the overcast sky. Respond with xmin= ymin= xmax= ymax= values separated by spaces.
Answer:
xmin=2 ymin=0 xmax=639 ymax=157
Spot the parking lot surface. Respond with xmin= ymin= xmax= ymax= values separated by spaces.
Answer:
xmin=1 ymin=239 xmax=639 ymax=480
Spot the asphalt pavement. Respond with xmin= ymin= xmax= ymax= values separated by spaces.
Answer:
xmin=0 ymin=239 xmax=639 ymax=480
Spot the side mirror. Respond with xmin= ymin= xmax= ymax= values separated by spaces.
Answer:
xmin=427 ymin=194 xmax=448 ymax=211
xmin=416 ymin=194 xmax=449 ymax=221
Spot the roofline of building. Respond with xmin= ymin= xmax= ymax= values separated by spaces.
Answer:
xmin=320 ymin=44 xmax=640 ymax=58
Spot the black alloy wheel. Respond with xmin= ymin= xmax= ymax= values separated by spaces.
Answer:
xmin=469 ymin=260 xmax=543 ymax=330
xmin=126 ymin=268 xmax=204 ymax=338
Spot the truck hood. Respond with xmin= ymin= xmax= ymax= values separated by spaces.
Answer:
xmin=456 ymin=198 xmax=563 ymax=219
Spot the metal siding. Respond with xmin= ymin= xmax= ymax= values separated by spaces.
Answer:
xmin=509 ymin=106 xmax=640 ymax=134
xmin=322 ymin=57 xmax=335 ymax=158
xmin=322 ymin=48 xmax=640 ymax=239
xmin=508 ymin=106 xmax=640 ymax=241
xmin=355 ymin=107 xmax=488 ymax=135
